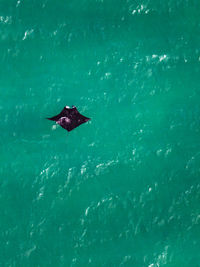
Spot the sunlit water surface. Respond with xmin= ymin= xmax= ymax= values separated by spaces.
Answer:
xmin=1 ymin=0 xmax=200 ymax=266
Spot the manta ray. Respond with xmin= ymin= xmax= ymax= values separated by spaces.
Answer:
xmin=47 ymin=106 xmax=90 ymax=132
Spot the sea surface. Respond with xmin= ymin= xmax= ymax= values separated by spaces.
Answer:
xmin=1 ymin=0 xmax=200 ymax=266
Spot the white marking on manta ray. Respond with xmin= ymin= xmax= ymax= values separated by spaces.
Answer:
xmin=59 ymin=117 xmax=71 ymax=124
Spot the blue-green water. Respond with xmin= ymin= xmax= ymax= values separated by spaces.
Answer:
xmin=1 ymin=0 xmax=200 ymax=266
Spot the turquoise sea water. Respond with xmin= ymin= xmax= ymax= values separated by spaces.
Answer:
xmin=1 ymin=0 xmax=200 ymax=266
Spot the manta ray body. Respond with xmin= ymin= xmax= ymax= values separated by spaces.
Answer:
xmin=47 ymin=106 xmax=90 ymax=132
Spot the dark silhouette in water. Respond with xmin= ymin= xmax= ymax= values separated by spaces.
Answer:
xmin=47 ymin=106 xmax=90 ymax=132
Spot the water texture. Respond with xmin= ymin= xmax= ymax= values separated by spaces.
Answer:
xmin=1 ymin=0 xmax=200 ymax=266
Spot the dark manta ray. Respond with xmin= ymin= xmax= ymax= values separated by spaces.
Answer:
xmin=47 ymin=106 xmax=90 ymax=132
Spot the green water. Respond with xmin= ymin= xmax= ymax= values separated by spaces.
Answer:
xmin=1 ymin=0 xmax=200 ymax=266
